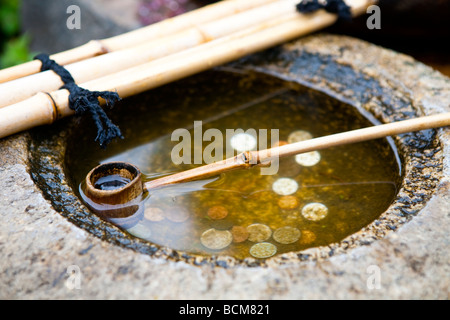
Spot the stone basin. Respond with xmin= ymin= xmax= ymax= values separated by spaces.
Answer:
xmin=0 ymin=34 xmax=449 ymax=299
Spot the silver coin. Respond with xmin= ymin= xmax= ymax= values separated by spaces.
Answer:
xmin=230 ymin=133 xmax=257 ymax=152
xmin=200 ymin=228 xmax=233 ymax=250
xmin=301 ymin=202 xmax=328 ymax=221
xmin=272 ymin=178 xmax=298 ymax=196
xmin=295 ymin=151 xmax=321 ymax=167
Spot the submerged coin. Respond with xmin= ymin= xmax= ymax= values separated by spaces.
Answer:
xmin=230 ymin=133 xmax=257 ymax=152
xmin=144 ymin=206 xmax=165 ymax=222
xmin=247 ymin=223 xmax=272 ymax=242
xmin=301 ymin=203 xmax=328 ymax=221
xmin=277 ymin=195 xmax=299 ymax=210
xmin=166 ymin=207 xmax=190 ymax=223
xmin=272 ymin=178 xmax=298 ymax=196
xmin=249 ymin=242 xmax=277 ymax=259
xmin=200 ymin=228 xmax=233 ymax=250
xmin=299 ymin=230 xmax=316 ymax=244
xmin=207 ymin=205 xmax=228 ymax=220
xmin=295 ymin=151 xmax=321 ymax=167
xmin=273 ymin=226 xmax=301 ymax=244
xmin=288 ymin=130 xmax=313 ymax=144
xmin=231 ymin=226 xmax=249 ymax=243
xmin=126 ymin=223 xmax=152 ymax=239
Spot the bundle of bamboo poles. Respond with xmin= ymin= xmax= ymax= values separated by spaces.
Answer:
xmin=0 ymin=0 xmax=374 ymax=141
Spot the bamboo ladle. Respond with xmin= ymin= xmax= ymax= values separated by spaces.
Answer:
xmin=83 ymin=112 xmax=450 ymax=212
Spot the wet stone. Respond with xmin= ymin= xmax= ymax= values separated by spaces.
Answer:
xmin=247 ymin=223 xmax=272 ymax=242
xmin=301 ymin=203 xmax=328 ymax=221
xmin=249 ymin=242 xmax=277 ymax=259
xmin=200 ymin=228 xmax=233 ymax=250
xmin=273 ymin=226 xmax=301 ymax=244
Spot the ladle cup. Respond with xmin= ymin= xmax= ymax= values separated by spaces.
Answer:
xmin=83 ymin=112 xmax=450 ymax=209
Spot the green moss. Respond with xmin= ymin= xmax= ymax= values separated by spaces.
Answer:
xmin=0 ymin=0 xmax=34 ymax=68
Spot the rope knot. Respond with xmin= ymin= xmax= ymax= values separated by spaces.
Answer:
xmin=34 ymin=53 xmax=123 ymax=148
xmin=296 ymin=0 xmax=352 ymax=21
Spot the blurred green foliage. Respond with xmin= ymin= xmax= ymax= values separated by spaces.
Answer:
xmin=0 ymin=0 xmax=34 ymax=68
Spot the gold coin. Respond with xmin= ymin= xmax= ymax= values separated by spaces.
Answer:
xmin=166 ymin=206 xmax=190 ymax=223
xmin=295 ymin=151 xmax=321 ymax=167
xmin=200 ymin=228 xmax=233 ymax=250
xmin=299 ymin=230 xmax=316 ymax=244
xmin=144 ymin=206 xmax=165 ymax=222
xmin=247 ymin=223 xmax=272 ymax=242
xmin=231 ymin=226 xmax=249 ymax=243
xmin=277 ymin=195 xmax=299 ymax=210
xmin=273 ymin=226 xmax=301 ymax=244
xmin=301 ymin=203 xmax=328 ymax=221
xmin=288 ymin=130 xmax=313 ymax=144
xmin=207 ymin=205 xmax=229 ymax=220
xmin=249 ymin=242 xmax=277 ymax=259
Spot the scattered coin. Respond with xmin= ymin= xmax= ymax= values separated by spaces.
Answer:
xmin=166 ymin=206 xmax=190 ymax=223
xmin=295 ymin=151 xmax=321 ymax=167
xmin=299 ymin=230 xmax=316 ymax=244
xmin=230 ymin=133 xmax=257 ymax=152
xmin=231 ymin=226 xmax=249 ymax=243
xmin=247 ymin=223 xmax=272 ymax=242
xmin=126 ymin=223 xmax=152 ymax=239
xmin=272 ymin=178 xmax=298 ymax=196
xmin=273 ymin=226 xmax=301 ymax=244
xmin=277 ymin=195 xmax=299 ymax=210
xmin=301 ymin=202 xmax=328 ymax=221
xmin=200 ymin=228 xmax=233 ymax=250
xmin=287 ymin=130 xmax=313 ymax=144
xmin=207 ymin=205 xmax=228 ymax=220
xmin=249 ymin=242 xmax=277 ymax=258
xmin=144 ymin=206 xmax=165 ymax=222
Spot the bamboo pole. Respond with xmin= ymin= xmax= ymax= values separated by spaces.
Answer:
xmin=120 ymin=112 xmax=450 ymax=191
xmin=0 ymin=0 xmax=300 ymax=108
xmin=0 ymin=0 xmax=373 ymax=140
xmin=0 ymin=0 xmax=277 ymax=84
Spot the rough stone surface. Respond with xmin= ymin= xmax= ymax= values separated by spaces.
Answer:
xmin=1 ymin=34 xmax=449 ymax=299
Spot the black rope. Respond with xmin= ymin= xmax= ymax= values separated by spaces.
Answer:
xmin=34 ymin=53 xmax=123 ymax=148
xmin=296 ymin=0 xmax=352 ymax=21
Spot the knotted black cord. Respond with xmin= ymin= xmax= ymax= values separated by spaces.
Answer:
xmin=34 ymin=53 xmax=123 ymax=148
xmin=296 ymin=0 xmax=353 ymax=21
